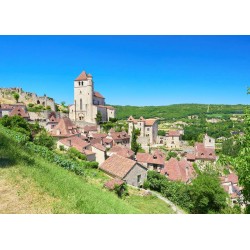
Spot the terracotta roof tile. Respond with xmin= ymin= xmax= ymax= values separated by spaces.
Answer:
xmin=194 ymin=143 xmax=216 ymax=161
xmin=136 ymin=150 xmax=165 ymax=166
xmin=161 ymin=158 xmax=195 ymax=182
xmin=92 ymin=143 xmax=106 ymax=152
xmin=104 ymin=179 xmax=125 ymax=190
xmin=100 ymin=154 xmax=136 ymax=179
xmin=9 ymin=106 xmax=29 ymax=118
xmin=167 ymin=130 xmax=181 ymax=137
xmin=59 ymin=136 xmax=90 ymax=152
xmin=94 ymin=91 xmax=104 ymax=99
xmin=109 ymin=146 xmax=135 ymax=159
xmin=51 ymin=118 xmax=81 ymax=137
xmin=83 ymin=125 xmax=98 ymax=132
xmin=75 ymin=71 xmax=88 ymax=81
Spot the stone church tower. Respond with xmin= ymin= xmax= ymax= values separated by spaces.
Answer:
xmin=69 ymin=70 xmax=116 ymax=124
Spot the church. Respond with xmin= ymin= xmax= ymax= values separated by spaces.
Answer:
xmin=69 ymin=71 xmax=115 ymax=124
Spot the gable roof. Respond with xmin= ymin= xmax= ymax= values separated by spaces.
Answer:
xmin=161 ymin=158 xmax=195 ymax=182
xmin=136 ymin=150 xmax=165 ymax=166
xmin=167 ymin=130 xmax=181 ymax=137
xmin=92 ymin=143 xmax=106 ymax=152
xmin=100 ymin=154 xmax=137 ymax=179
xmin=94 ymin=91 xmax=104 ymax=99
xmin=109 ymin=145 xmax=135 ymax=159
xmin=59 ymin=136 xmax=90 ymax=152
xmin=75 ymin=71 xmax=88 ymax=81
xmin=194 ymin=143 xmax=216 ymax=161
xmin=9 ymin=106 xmax=29 ymax=118
xmin=127 ymin=116 xmax=157 ymax=126
xmin=51 ymin=117 xmax=80 ymax=137
xmin=83 ymin=125 xmax=98 ymax=133
xmin=110 ymin=131 xmax=130 ymax=141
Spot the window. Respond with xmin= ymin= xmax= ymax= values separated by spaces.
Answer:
xmin=209 ymin=139 xmax=211 ymax=143
xmin=147 ymin=128 xmax=150 ymax=131
xmin=137 ymin=175 xmax=141 ymax=184
xmin=80 ymin=98 xmax=82 ymax=110
xmin=79 ymin=82 xmax=81 ymax=86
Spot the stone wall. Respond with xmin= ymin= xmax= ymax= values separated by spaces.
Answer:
xmin=0 ymin=87 xmax=56 ymax=111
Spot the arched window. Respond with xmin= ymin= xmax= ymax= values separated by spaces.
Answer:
xmin=80 ymin=98 xmax=82 ymax=110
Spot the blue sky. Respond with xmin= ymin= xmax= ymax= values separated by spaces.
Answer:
xmin=0 ymin=35 xmax=249 ymax=106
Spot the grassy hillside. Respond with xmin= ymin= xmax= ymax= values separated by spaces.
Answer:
xmin=0 ymin=127 xmax=174 ymax=214
xmin=112 ymin=104 xmax=248 ymax=120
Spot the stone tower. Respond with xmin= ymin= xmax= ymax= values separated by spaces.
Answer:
xmin=73 ymin=71 xmax=94 ymax=123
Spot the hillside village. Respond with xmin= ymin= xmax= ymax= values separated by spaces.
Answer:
xmin=0 ymin=70 xmax=248 ymax=213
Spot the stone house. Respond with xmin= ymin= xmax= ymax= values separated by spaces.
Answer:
xmin=136 ymin=150 xmax=165 ymax=172
xmin=107 ymin=131 xmax=130 ymax=147
xmin=99 ymin=154 xmax=147 ymax=187
xmin=203 ymin=134 xmax=215 ymax=149
xmin=127 ymin=116 xmax=158 ymax=145
xmin=8 ymin=105 xmax=30 ymax=120
xmin=69 ymin=71 xmax=115 ymax=124
xmin=57 ymin=135 xmax=96 ymax=162
xmin=220 ymin=173 xmax=243 ymax=205
xmin=46 ymin=115 xmax=59 ymax=132
xmin=0 ymin=104 xmax=29 ymax=120
xmin=91 ymin=142 xmax=106 ymax=165
xmin=166 ymin=130 xmax=182 ymax=149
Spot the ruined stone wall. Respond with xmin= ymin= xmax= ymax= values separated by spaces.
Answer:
xmin=0 ymin=87 xmax=56 ymax=111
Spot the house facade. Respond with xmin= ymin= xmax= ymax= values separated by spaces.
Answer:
xmin=127 ymin=116 xmax=158 ymax=145
xmin=99 ymin=154 xmax=147 ymax=187
xmin=69 ymin=71 xmax=115 ymax=124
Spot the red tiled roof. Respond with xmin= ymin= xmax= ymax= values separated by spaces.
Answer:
xmin=110 ymin=131 xmax=130 ymax=141
xmin=83 ymin=125 xmax=98 ymax=132
xmin=59 ymin=136 xmax=90 ymax=152
xmin=136 ymin=150 xmax=165 ymax=166
xmin=75 ymin=71 xmax=88 ymax=81
xmin=51 ymin=118 xmax=80 ymax=137
xmin=94 ymin=91 xmax=104 ymax=99
xmin=100 ymin=154 xmax=137 ymax=179
xmin=91 ymin=133 xmax=107 ymax=139
xmin=104 ymin=179 xmax=125 ymax=190
xmin=145 ymin=119 xmax=157 ymax=126
xmin=103 ymin=138 xmax=113 ymax=144
xmin=90 ymin=138 xmax=102 ymax=145
xmin=127 ymin=116 xmax=157 ymax=126
xmin=109 ymin=146 xmax=135 ymax=159
xmin=227 ymin=173 xmax=238 ymax=184
xmin=186 ymin=153 xmax=196 ymax=161
xmin=194 ymin=143 xmax=216 ymax=161
xmin=92 ymin=143 xmax=106 ymax=152
xmin=9 ymin=106 xmax=29 ymax=118
xmin=161 ymin=158 xmax=195 ymax=182
xmin=167 ymin=130 xmax=181 ymax=137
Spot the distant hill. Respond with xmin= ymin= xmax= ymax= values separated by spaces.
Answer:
xmin=112 ymin=104 xmax=249 ymax=120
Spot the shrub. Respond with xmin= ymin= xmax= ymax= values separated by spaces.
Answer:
xmin=67 ymin=147 xmax=87 ymax=161
xmin=33 ymin=131 xmax=55 ymax=150
xmin=59 ymin=145 xmax=65 ymax=151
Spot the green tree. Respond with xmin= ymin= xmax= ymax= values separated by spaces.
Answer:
xmin=13 ymin=92 xmax=20 ymax=103
xmin=33 ymin=131 xmax=55 ymax=150
xmin=188 ymin=173 xmax=228 ymax=214
xmin=67 ymin=147 xmax=87 ymax=161
xmin=233 ymin=88 xmax=250 ymax=212
xmin=222 ymin=138 xmax=241 ymax=157
xmin=166 ymin=151 xmax=178 ymax=160
xmin=131 ymin=125 xmax=140 ymax=154
xmin=96 ymin=111 xmax=102 ymax=125
xmin=158 ymin=130 xmax=166 ymax=136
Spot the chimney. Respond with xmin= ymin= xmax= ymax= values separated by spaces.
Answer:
xmin=67 ymin=139 xmax=72 ymax=147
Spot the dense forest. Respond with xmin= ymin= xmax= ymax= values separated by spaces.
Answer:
xmin=112 ymin=104 xmax=248 ymax=120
